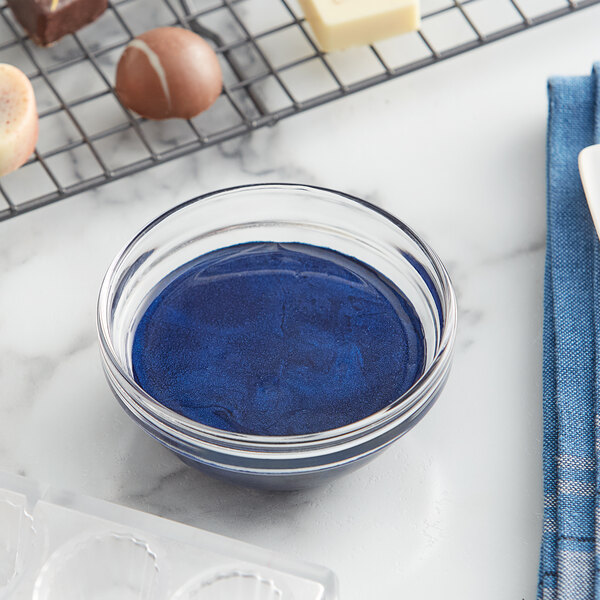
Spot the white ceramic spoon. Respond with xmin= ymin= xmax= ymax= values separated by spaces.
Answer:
xmin=579 ymin=144 xmax=600 ymax=238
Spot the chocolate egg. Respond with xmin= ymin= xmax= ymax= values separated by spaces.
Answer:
xmin=115 ymin=27 xmax=222 ymax=120
xmin=0 ymin=64 xmax=38 ymax=177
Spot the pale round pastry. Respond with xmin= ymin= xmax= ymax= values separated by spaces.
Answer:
xmin=115 ymin=27 xmax=223 ymax=120
xmin=0 ymin=63 xmax=38 ymax=177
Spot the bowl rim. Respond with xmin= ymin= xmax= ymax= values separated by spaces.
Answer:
xmin=97 ymin=183 xmax=457 ymax=451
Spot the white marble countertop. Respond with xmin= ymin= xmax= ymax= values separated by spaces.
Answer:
xmin=2 ymin=8 xmax=600 ymax=598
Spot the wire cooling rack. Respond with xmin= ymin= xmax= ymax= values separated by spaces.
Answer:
xmin=0 ymin=0 xmax=598 ymax=221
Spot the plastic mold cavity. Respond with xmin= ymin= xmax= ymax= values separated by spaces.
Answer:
xmin=0 ymin=471 xmax=338 ymax=600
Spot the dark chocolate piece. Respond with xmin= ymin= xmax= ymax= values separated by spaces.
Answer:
xmin=7 ymin=0 xmax=108 ymax=46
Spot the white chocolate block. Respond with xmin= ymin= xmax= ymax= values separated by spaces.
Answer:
xmin=298 ymin=0 xmax=420 ymax=52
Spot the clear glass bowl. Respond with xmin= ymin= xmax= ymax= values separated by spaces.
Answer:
xmin=97 ymin=184 xmax=457 ymax=490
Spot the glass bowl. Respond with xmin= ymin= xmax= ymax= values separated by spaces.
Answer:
xmin=97 ymin=184 xmax=457 ymax=490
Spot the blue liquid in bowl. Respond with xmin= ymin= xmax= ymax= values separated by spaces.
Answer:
xmin=131 ymin=242 xmax=425 ymax=436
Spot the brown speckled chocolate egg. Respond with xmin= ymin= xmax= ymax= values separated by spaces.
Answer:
xmin=115 ymin=27 xmax=222 ymax=120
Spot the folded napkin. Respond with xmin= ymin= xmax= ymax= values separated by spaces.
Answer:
xmin=541 ymin=66 xmax=600 ymax=600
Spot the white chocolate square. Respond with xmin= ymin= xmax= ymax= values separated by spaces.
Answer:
xmin=298 ymin=0 xmax=421 ymax=52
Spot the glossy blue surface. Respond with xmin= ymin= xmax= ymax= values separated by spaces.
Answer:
xmin=132 ymin=243 xmax=425 ymax=435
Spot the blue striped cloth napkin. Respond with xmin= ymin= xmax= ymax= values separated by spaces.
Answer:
xmin=540 ymin=65 xmax=600 ymax=600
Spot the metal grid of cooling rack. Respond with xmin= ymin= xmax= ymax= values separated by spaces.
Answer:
xmin=0 ymin=0 xmax=598 ymax=221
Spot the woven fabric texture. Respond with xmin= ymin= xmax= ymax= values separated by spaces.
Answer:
xmin=541 ymin=65 xmax=600 ymax=600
